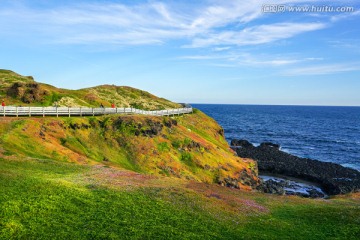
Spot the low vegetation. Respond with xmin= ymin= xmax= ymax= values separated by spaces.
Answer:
xmin=1 ymin=157 xmax=359 ymax=239
xmin=1 ymin=69 xmax=359 ymax=239
xmin=0 ymin=69 xmax=180 ymax=110
xmin=0 ymin=110 xmax=256 ymax=187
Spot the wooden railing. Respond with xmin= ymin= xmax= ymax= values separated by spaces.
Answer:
xmin=0 ymin=106 xmax=193 ymax=117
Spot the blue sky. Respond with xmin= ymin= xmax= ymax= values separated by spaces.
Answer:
xmin=0 ymin=0 xmax=359 ymax=106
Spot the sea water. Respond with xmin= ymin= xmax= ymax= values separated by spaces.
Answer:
xmin=192 ymin=104 xmax=360 ymax=171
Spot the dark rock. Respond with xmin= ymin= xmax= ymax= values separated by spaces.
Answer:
xmin=230 ymin=139 xmax=254 ymax=148
xmin=181 ymin=140 xmax=202 ymax=151
xmin=69 ymin=123 xmax=81 ymax=130
xmin=81 ymin=123 xmax=91 ymax=129
xmin=238 ymin=169 xmax=258 ymax=187
xmin=260 ymin=142 xmax=280 ymax=149
xmin=142 ymin=119 xmax=163 ymax=137
xmin=257 ymin=179 xmax=285 ymax=195
xmin=113 ymin=118 xmax=163 ymax=137
xmin=39 ymin=130 xmax=45 ymax=139
xmin=163 ymin=118 xmax=177 ymax=128
xmin=307 ymin=189 xmax=325 ymax=198
xmin=203 ymin=164 xmax=211 ymax=170
xmin=7 ymin=82 xmax=48 ymax=103
xmin=231 ymin=139 xmax=360 ymax=195
xmin=257 ymin=178 xmax=326 ymax=198
xmin=221 ymin=177 xmax=240 ymax=189
xmin=217 ymin=127 xmax=224 ymax=137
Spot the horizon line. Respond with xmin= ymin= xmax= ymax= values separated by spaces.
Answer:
xmin=189 ymin=103 xmax=360 ymax=108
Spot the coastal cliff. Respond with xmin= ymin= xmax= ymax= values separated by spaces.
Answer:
xmin=1 ymin=70 xmax=360 ymax=239
xmin=0 ymin=69 xmax=258 ymax=189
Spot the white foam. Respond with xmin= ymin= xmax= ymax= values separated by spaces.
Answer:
xmin=259 ymin=175 xmax=326 ymax=196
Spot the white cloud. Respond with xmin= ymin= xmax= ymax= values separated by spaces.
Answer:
xmin=188 ymin=22 xmax=326 ymax=47
xmin=283 ymin=63 xmax=360 ymax=76
xmin=329 ymin=39 xmax=360 ymax=52
xmin=178 ymin=55 xmax=224 ymax=60
xmin=330 ymin=10 xmax=360 ymax=22
xmin=0 ymin=0 xmax=332 ymax=47
xmin=178 ymin=52 xmax=318 ymax=67
xmin=213 ymin=47 xmax=231 ymax=52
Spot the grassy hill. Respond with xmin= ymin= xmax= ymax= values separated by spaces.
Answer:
xmin=0 ymin=69 xmax=258 ymax=188
xmin=0 ymin=111 xmax=257 ymax=188
xmin=0 ymin=69 xmax=180 ymax=110
xmin=1 ymin=70 xmax=359 ymax=239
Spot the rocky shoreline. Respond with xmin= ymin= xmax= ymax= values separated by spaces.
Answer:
xmin=257 ymin=175 xmax=326 ymax=198
xmin=231 ymin=139 xmax=360 ymax=196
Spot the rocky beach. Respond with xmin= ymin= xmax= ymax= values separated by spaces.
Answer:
xmin=231 ymin=139 xmax=360 ymax=196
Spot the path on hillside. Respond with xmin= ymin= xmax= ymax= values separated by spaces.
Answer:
xmin=0 ymin=106 xmax=193 ymax=117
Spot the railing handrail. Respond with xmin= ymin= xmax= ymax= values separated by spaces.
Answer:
xmin=0 ymin=106 xmax=193 ymax=117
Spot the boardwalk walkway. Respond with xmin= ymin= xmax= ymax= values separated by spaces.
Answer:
xmin=0 ymin=106 xmax=193 ymax=117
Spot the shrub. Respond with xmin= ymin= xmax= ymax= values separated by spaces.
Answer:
xmin=157 ymin=142 xmax=170 ymax=152
xmin=171 ymin=140 xmax=181 ymax=149
xmin=183 ymin=138 xmax=192 ymax=147
xmin=180 ymin=152 xmax=193 ymax=166
xmin=60 ymin=138 xmax=67 ymax=145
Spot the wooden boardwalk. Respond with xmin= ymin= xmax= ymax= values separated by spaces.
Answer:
xmin=0 ymin=106 xmax=193 ymax=117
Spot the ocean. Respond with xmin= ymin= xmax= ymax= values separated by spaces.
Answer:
xmin=192 ymin=104 xmax=360 ymax=171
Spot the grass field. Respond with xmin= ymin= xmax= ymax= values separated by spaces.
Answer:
xmin=1 ymin=157 xmax=360 ymax=239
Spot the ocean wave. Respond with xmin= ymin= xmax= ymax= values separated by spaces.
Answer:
xmin=198 ymin=104 xmax=360 ymax=171
xmin=279 ymin=147 xmax=291 ymax=154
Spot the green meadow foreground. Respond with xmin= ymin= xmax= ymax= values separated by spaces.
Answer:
xmin=1 ymin=157 xmax=360 ymax=239
xmin=1 ymin=70 xmax=360 ymax=239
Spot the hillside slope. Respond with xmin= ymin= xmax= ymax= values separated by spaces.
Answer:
xmin=0 ymin=69 xmax=180 ymax=110
xmin=0 ymin=69 xmax=258 ymax=189
xmin=0 ymin=111 xmax=257 ymax=189
xmin=1 ymin=70 xmax=360 ymax=239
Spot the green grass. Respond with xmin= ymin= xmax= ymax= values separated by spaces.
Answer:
xmin=241 ymin=204 xmax=360 ymax=239
xmin=0 ymin=158 xmax=238 ymax=239
xmin=1 ymin=69 xmax=181 ymax=110
xmin=1 ymin=157 xmax=359 ymax=239
xmin=157 ymin=142 xmax=170 ymax=152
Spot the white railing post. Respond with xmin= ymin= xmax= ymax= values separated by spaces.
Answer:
xmin=0 ymin=106 xmax=191 ymax=118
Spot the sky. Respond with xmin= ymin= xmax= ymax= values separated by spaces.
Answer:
xmin=0 ymin=0 xmax=359 ymax=106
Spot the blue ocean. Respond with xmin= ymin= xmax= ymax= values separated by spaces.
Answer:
xmin=192 ymin=104 xmax=360 ymax=171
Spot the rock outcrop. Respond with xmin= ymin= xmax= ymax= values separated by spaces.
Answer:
xmin=256 ymin=178 xmax=325 ymax=198
xmin=7 ymin=82 xmax=49 ymax=103
xmin=231 ymin=139 xmax=360 ymax=195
